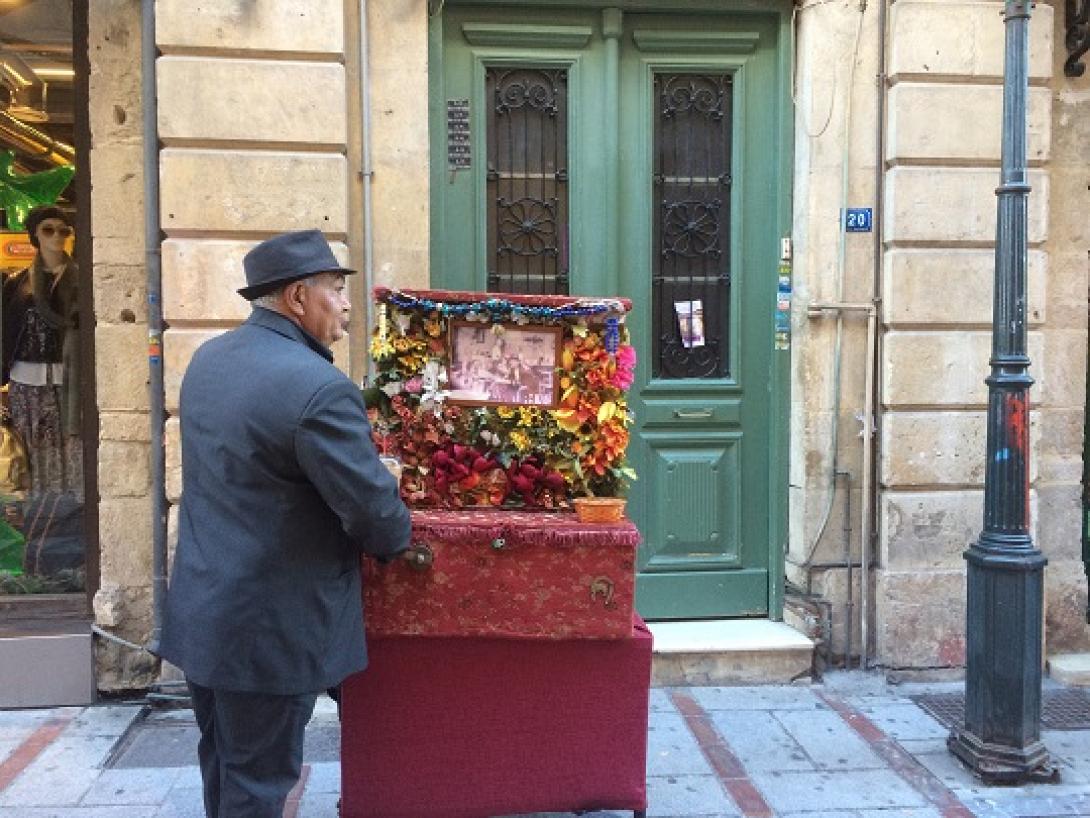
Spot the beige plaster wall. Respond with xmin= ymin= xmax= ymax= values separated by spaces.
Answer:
xmin=368 ymin=0 xmax=431 ymax=291
xmin=787 ymin=0 xmax=885 ymax=663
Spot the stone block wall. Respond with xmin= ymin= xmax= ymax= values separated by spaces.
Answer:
xmin=89 ymin=1 xmax=157 ymax=690
xmin=155 ymin=0 xmax=430 ymax=404
xmin=790 ymin=0 xmax=1087 ymax=672
xmin=154 ymin=0 xmax=355 ymax=624
xmin=1039 ymin=1 xmax=1090 ymax=656
xmin=875 ymin=0 xmax=1081 ymax=670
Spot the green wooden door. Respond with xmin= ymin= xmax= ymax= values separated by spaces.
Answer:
xmin=431 ymin=4 xmax=791 ymax=619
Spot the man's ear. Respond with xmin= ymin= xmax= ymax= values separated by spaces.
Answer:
xmin=284 ymin=281 xmax=308 ymax=318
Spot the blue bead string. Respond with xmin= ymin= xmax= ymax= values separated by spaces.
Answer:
xmin=604 ymin=317 xmax=620 ymax=354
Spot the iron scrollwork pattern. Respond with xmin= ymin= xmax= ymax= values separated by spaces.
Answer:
xmin=1066 ymin=0 xmax=1090 ymax=77
xmin=486 ymin=67 xmax=570 ymax=295
xmin=653 ymin=74 xmax=733 ymax=379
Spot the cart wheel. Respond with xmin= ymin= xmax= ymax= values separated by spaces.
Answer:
xmin=633 ymin=811 xmax=646 ymax=818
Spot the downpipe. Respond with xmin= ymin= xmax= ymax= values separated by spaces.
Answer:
xmin=360 ymin=0 xmax=376 ymax=376
xmin=142 ymin=0 xmax=167 ymax=655
xmin=868 ymin=0 xmax=889 ymax=674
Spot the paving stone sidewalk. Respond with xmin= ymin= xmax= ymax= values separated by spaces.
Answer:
xmin=1 ymin=673 xmax=1089 ymax=818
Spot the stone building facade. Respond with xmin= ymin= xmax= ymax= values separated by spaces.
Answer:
xmin=74 ymin=0 xmax=1087 ymax=690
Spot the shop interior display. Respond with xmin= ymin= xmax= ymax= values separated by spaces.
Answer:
xmin=0 ymin=0 xmax=82 ymax=595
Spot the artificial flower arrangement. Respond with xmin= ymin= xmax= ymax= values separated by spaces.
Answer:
xmin=366 ymin=288 xmax=637 ymax=511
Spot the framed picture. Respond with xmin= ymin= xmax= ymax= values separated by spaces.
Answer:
xmin=447 ymin=321 xmax=562 ymax=407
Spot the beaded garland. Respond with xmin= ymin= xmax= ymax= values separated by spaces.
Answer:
xmin=383 ymin=290 xmax=629 ymax=323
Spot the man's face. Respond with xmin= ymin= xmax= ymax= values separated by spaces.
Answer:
xmin=293 ymin=272 xmax=351 ymax=347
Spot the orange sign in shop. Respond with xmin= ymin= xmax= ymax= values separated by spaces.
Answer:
xmin=0 ymin=232 xmax=76 ymax=271
xmin=1 ymin=234 xmax=35 ymax=266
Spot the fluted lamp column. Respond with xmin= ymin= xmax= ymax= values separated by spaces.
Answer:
xmin=946 ymin=0 xmax=1056 ymax=785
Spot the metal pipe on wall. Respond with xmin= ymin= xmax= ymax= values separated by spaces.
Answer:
xmin=859 ymin=304 xmax=876 ymax=670
xmin=141 ymin=0 xmax=167 ymax=654
xmin=840 ymin=470 xmax=853 ymax=668
xmin=359 ymin=0 xmax=376 ymax=378
xmin=807 ymin=300 xmax=877 ymax=670
xmin=866 ymin=0 xmax=890 ymax=673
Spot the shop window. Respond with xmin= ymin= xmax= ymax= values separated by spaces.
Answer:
xmin=0 ymin=0 xmax=86 ymax=597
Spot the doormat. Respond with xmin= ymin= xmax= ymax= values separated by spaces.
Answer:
xmin=912 ymin=688 xmax=1090 ymax=731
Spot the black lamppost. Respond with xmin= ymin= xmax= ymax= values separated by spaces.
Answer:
xmin=947 ymin=0 xmax=1056 ymax=784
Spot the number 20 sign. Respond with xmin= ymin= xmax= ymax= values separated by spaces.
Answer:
xmin=844 ymin=208 xmax=872 ymax=233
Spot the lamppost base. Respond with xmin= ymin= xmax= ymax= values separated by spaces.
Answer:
xmin=948 ymin=728 xmax=1059 ymax=784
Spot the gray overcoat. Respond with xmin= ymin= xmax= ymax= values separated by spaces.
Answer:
xmin=158 ymin=307 xmax=411 ymax=695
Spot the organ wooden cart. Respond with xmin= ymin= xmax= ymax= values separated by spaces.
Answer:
xmin=340 ymin=290 xmax=650 ymax=817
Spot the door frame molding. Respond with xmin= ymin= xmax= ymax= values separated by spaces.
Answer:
xmin=427 ymin=0 xmax=794 ymax=620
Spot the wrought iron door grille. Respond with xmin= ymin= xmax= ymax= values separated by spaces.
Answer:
xmin=486 ymin=67 xmax=570 ymax=295
xmin=652 ymin=73 xmax=733 ymax=379
xmin=913 ymin=690 xmax=1090 ymax=731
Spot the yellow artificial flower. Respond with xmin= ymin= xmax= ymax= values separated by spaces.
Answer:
xmin=551 ymin=408 xmax=583 ymax=434
xmin=424 ymin=312 xmax=443 ymax=337
xmin=370 ymin=335 xmax=395 ymax=360
xmin=497 ymin=406 xmax=516 ymax=419
xmin=510 ymin=430 xmax=531 ymax=452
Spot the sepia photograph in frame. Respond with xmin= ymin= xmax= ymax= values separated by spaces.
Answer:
xmin=447 ymin=321 xmax=562 ymax=407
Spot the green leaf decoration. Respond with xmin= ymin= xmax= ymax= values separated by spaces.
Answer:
xmin=0 ymin=150 xmax=75 ymax=231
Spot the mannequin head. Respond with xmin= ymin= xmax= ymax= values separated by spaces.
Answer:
xmin=25 ymin=206 xmax=72 ymax=256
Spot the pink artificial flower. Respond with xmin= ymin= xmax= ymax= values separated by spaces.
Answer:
xmin=611 ymin=345 xmax=636 ymax=390
xmin=612 ymin=368 xmax=635 ymax=391
xmin=404 ymin=376 xmax=424 ymax=394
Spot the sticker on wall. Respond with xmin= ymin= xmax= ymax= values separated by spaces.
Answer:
xmin=674 ymin=300 xmax=705 ymax=349
xmin=775 ymin=264 xmax=792 ymax=350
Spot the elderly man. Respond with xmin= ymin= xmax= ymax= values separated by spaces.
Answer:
xmin=158 ymin=230 xmax=412 ymax=818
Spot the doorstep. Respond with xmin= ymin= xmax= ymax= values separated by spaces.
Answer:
xmin=648 ymin=618 xmax=815 ymax=686
xmin=1047 ymin=653 xmax=1090 ymax=686
xmin=0 ymin=620 xmax=95 ymax=708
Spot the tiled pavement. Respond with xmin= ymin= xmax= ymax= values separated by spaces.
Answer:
xmin=1 ymin=674 xmax=1089 ymax=818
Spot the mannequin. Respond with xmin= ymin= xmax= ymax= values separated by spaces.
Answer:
xmin=1 ymin=205 xmax=83 ymax=579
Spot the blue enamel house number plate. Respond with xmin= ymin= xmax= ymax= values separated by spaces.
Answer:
xmin=844 ymin=208 xmax=872 ymax=232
